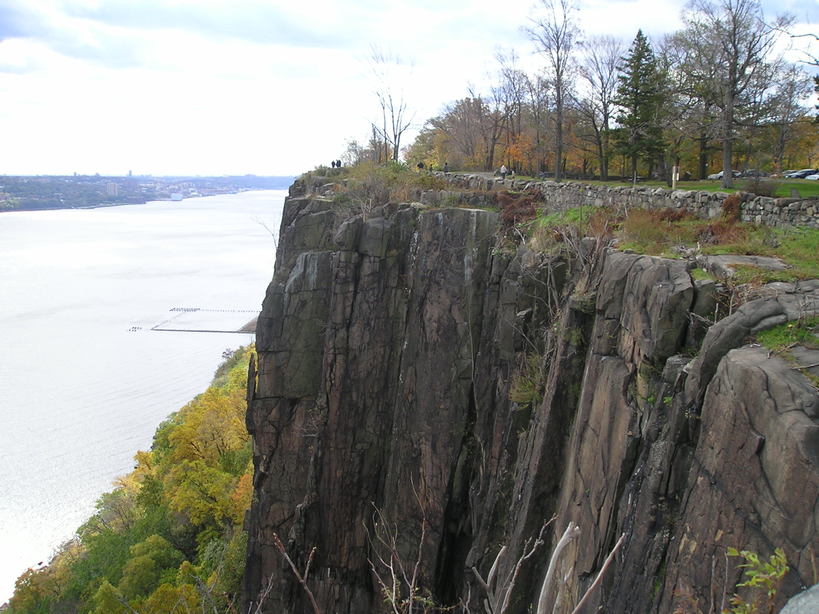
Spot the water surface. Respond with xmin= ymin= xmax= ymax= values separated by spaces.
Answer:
xmin=0 ymin=191 xmax=285 ymax=602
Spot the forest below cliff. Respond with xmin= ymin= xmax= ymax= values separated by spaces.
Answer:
xmin=6 ymin=347 xmax=255 ymax=614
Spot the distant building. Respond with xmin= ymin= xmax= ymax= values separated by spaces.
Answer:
xmin=105 ymin=182 xmax=118 ymax=197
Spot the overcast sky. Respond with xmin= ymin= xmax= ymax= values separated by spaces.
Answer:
xmin=0 ymin=0 xmax=816 ymax=177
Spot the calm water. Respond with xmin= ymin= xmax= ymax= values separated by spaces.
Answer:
xmin=0 ymin=190 xmax=285 ymax=602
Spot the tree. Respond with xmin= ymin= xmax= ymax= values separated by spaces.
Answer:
xmin=681 ymin=0 xmax=791 ymax=188
xmin=527 ymin=0 xmax=580 ymax=181
xmin=370 ymin=47 xmax=414 ymax=163
xmin=578 ymin=35 xmax=624 ymax=179
xmin=526 ymin=73 xmax=552 ymax=173
xmin=494 ymin=49 xmax=531 ymax=170
xmin=614 ymin=30 xmax=665 ymax=183
xmin=668 ymin=25 xmax=723 ymax=179
xmin=767 ymin=65 xmax=813 ymax=171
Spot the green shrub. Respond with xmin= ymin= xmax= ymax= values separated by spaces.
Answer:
xmin=509 ymin=353 xmax=545 ymax=408
xmin=726 ymin=547 xmax=788 ymax=614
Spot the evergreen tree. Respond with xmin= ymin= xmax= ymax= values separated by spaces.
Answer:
xmin=614 ymin=30 xmax=665 ymax=183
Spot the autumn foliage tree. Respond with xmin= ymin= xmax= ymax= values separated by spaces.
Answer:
xmin=7 ymin=347 xmax=256 ymax=614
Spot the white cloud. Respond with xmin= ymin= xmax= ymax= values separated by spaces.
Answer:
xmin=0 ymin=0 xmax=815 ymax=176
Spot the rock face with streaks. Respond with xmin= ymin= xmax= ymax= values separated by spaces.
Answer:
xmin=243 ymin=180 xmax=819 ymax=614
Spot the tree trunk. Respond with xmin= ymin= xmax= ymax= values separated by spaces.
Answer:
xmin=698 ymin=132 xmax=708 ymax=180
xmin=555 ymin=102 xmax=563 ymax=182
xmin=721 ymin=74 xmax=736 ymax=189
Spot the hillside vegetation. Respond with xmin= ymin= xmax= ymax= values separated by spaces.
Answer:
xmin=7 ymin=347 xmax=255 ymax=614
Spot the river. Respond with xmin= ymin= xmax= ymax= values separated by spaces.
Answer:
xmin=0 ymin=190 xmax=286 ymax=602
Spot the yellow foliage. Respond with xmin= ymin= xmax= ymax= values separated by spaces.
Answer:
xmin=166 ymin=460 xmax=236 ymax=526
xmin=230 ymin=468 xmax=254 ymax=524
xmin=141 ymin=583 xmax=200 ymax=614
xmin=168 ymin=386 xmax=247 ymax=465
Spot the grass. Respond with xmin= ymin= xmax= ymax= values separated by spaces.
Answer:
xmin=538 ymin=205 xmax=598 ymax=227
xmin=702 ymin=225 xmax=819 ymax=282
xmin=755 ymin=317 xmax=819 ymax=353
xmin=533 ymin=202 xmax=819 ymax=283
xmin=690 ymin=267 xmax=717 ymax=281
xmin=755 ymin=317 xmax=819 ymax=389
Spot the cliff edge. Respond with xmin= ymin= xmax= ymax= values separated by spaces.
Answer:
xmin=243 ymin=176 xmax=819 ymax=613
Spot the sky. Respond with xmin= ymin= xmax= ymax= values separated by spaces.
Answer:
xmin=0 ymin=0 xmax=816 ymax=177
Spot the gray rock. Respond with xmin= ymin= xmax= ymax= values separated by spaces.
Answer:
xmin=781 ymin=583 xmax=819 ymax=614
xmin=697 ymin=254 xmax=789 ymax=278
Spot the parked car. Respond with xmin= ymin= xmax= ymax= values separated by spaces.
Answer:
xmin=707 ymin=170 xmax=742 ymax=179
xmin=805 ymin=173 xmax=819 ymax=181
xmin=740 ymin=169 xmax=768 ymax=177
xmin=784 ymin=169 xmax=818 ymax=178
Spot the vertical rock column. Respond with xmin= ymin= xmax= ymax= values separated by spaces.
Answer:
xmin=244 ymin=198 xmax=499 ymax=614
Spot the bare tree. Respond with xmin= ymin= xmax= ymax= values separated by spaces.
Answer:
xmin=467 ymin=86 xmax=507 ymax=171
xmin=681 ymin=0 xmax=792 ymax=188
xmin=577 ymin=35 xmax=624 ymax=179
xmin=370 ymin=47 xmax=415 ymax=163
xmin=527 ymin=0 xmax=580 ymax=182
xmin=471 ymin=518 xmax=554 ymax=614
xmin=767 ymin=64 xmax=813 ymax=171
xmin=526 ymin=73 xmax=553 ymax=174
xmin=494 ymin=49 xmax=531 ymax=166
xmin=667 ymin=27 xmax=723 ymax=179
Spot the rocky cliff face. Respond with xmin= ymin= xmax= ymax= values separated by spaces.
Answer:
xmin=244 ymin=179 xmax=819 ymax=613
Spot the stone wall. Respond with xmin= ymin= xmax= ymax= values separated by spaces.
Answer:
xmin=432 ymin=173 xmax=819 ymax=228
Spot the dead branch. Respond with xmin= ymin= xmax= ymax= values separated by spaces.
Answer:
xmin=472 ymin=516 xmax=556 ymax=614
xmin=536 ymin=521 xmax=581 ymax=614
xmin=569 ymin=532 xmax=625 ymax=614
xmin=272 ymin=532 xmax=322 ymax=614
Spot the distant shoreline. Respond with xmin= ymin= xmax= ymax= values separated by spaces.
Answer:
xmin=0 ymin=175 xmax=294 ymax=213
xmin=0 ymin=188 xmax=288 ymax=213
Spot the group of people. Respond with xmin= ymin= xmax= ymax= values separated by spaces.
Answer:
xmin=499 ymin=165 xmax=515 ymax=180
xmin=415 ymin=161 xmax=449 ymax=173
xmin=330 ymin=160 xmax=342 ymax=168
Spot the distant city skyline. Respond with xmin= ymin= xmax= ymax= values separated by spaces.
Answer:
xmin=0 ymin=0 xmax=815 ymax=176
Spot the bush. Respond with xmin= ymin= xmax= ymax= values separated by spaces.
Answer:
xmin=497 ymin=191 xmax=540 ymax=229
xmin=509 ymin=353 xmax=545 ymax=408
xmin=722 ymin=193 xmax=742 ymax=222
xmin=726 ymin=547 xmax=789 ymax=614
xmin=697 ymin=220 xmax=749 ymax=246
xmin=741 ymin=178 xmax=776 ymax=197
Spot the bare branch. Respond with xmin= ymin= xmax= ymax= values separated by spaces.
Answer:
xmin=536 ymin=521 xmax=581 ymax=614
xmin=272 ymin=533 xmax=323 ymax=614
xmin=569 ymin=532 xmax=625 ymax=614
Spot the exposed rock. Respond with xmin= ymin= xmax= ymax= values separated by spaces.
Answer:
xmin=243 ymin=188 xmax=819 ymax=614
xmin=697 ymin=253 xmax=790 ymax=278
xmin=781 ymin=583 xmax=819 ymax=614
xmin=660 ymin=347 xmax=819 ymax=611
